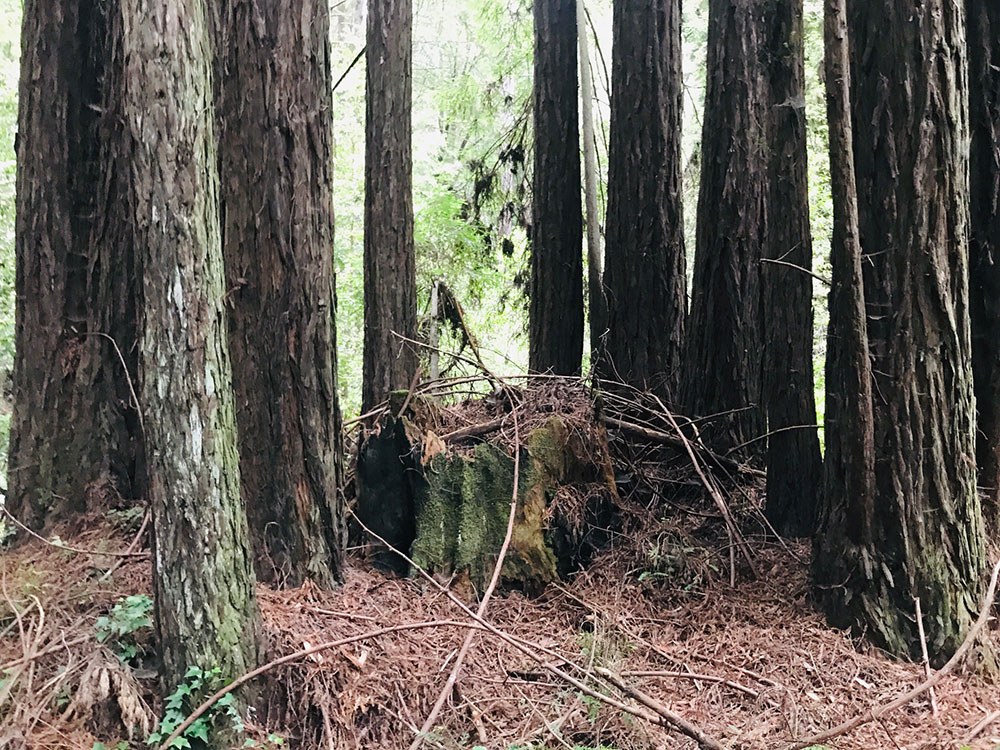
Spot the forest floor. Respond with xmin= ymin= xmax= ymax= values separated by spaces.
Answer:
xmin=1 ymin=514 xmax=998 ymax=750
xmin=1 ymin=382 xmax=998 ymax=749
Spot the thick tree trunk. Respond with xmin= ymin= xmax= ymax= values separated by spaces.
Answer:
xmin=7 ymin=0 xmax=141 ymax=531
xmin=600 ymin=0 xmax=686 ymax=402
xmin=212 ymin=0 xmax=344 ymax=588
xmin=968 ymin=0 xmax=1000 ymax=523
xmin=529 ymin=0 xmax=584 ymax=376
xmin=813 ymin=0 xmax=876 ymax=625
xmin=761 ymin=0 xmax=822 ymax=536
xmin=682 ymin=0 xmax=768 ymax=455
xmin=123 ymin=0 xmax=259 ymax=689
xmin=363 ymin=0 xmax=417 ymax=413
xmin=577 ymin=1 xmax=605 ymax=359
xmin=839 ymin=0 xmax=984 ymax=661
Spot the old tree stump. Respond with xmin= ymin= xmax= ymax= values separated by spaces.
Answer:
xmin=355 ymin=387 xmax=619 ymax=594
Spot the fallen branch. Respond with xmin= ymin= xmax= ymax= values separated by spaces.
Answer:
xmin=661 ymin=409 xmax=757 ymax=580
xmin=782 ymin=557 xmax=1000 ymax=750
xmin=440 ymin=416 xmax=505 ymax=443
xmin=965 ymin=708 xmax=1000 ymax=744
xmin=622 ymin=670 xmax=759 ymax=699
xmin=596 ymin=668 xmax=725 ymax=750
xmin=349 ymin=514 xmax=725 ymax=748
xmin=602 ymin=415 xmax=763 ymax=479
xmin=1 ymin=508 xmax=148 ymax=559
xmin=157 ymin=620 xmax=491 ymax=748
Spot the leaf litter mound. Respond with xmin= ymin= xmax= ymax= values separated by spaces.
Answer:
xmin=2 ymin=377 xmax=999 ymax=749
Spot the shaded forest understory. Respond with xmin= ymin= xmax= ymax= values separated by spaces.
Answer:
xmin=2 ymin=378 xmax=999 ymax=750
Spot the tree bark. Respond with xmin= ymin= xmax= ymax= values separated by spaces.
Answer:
xmin=968 ymin=0 xmax=1000 ymax=523
xmin=7 ymin=0 xmax=141 ymax=531
xmin=577 ymin=0 xmax=605 ymax=359
xmin=760 ymin=0 xmax=822 ymax=536
xmin=123 ymin=0 xmax=259 ymax=689
xmin=600 ymin=0 xmax=687 ymax=402
xmin=812 ymin=0 xmax=876 ymax=625
xmin=212 ymin=0 xmax=344 ymax=588
xmin=529 ymin=0 xmax=584 ymax=376
xmin=838 ymin=0 xmax=985 ymax=661
xmin=682 ymin=0 xmax=768 ymax=455
xmin=363 ymin=0 xmax=417 ymax=413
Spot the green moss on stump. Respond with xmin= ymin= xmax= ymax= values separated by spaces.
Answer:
xmin=410 ymin=416 xmax=610 ymax=594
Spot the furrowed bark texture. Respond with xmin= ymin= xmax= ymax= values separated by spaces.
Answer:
xmin=529 ymin=0 xmax=584 ymax=376
xmin=761 ymin=0 xmax=822 ymax=536
xmin=813 ymin=0 xmax=876 ymax=621
xmin=968 ymin=0 xmax=1000 ymax=521
xmin=123 ymin=0 xmax=259 ymax=689
xmin=846 ymin=0 xmax=984 ymax=661
xmin=8 ymin=0 xmax=141 ymax=530
xmin=682 ymin=0 xmax=768 ymax=456
xmin=213 ymin=0 xmax=344 ymax=588
xmin=363 ymin=0 xmax=417 ymax=412
xmin=601 ymin=0 xmax=686 ymax=402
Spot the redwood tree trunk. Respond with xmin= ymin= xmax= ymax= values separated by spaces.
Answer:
xmin=682 ymin=0 xmax=768 ymax=455
xmin=839 ymin=0 xmax=984 ymax=661
xmin=968 ymin=0 xmax=1000 ymax=523
xmin=813 ymin=0 xmax=876 ymax=624
xmin=761 ymin=0 xmax=822 ymax=536
xmin=213 ymin=0 xmax=344 ymax=588
xmin=529 ymin=0 xmax=583 ymax=376
xmin=7 ymin=0 xmax=140 ymax=531
xmin=363 ymin=0 xmax=417 ymax=412
xmin=124 ymin=0 xmax=259 ymax=688
xmin=601 ymin=0 xmax=686 ymax=401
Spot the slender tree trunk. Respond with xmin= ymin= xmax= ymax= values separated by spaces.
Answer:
xmin=813 ymin=0 xmax=876 ymax=621
xmin=968 ymin=0 xmax=1000 ymax=523
xmin=761 ymin=0 xmax=822 ymax=536
xmin=212 ymin=0 xmax=344 ymax=588
xmin=123 ymin=0 xmax=259 ymax=689
xmin=600 ymin=0 xmax=686 ymax=402
xmin=840 ymin=0 xmax=984 ymax=661
xmin=682 ymin=0 xmax=768 ymax=455
xmin=7 ymin=0 xmax=141 ymax=531
xmin=577 ymin=0 xmax=605 ymax=359
xmin=529 ymin=0 xmax=584 ymax=376
xmin=363 ymin=0 xmax=417 ymax=412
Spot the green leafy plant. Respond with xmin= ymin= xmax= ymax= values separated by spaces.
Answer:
xmin=146 ymin=666 xmax=242 ymax=749
xmin=95 ymin=595 xmax=153 ymax=663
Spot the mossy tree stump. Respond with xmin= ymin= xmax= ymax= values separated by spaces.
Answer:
xmin=356 ymin=399 xmax=618 ymax=595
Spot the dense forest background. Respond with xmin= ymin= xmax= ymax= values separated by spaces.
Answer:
xmin=0 ymin=0 xmax=832 ymax=453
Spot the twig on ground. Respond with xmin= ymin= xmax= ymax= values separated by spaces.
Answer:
xmin=157 ymin=620 xmax=491 ymax=748
xmin=1 ymin=508 xmax=148 ymax=558
xmin=913 ymin=597 xmax=938 ymax=717
xmin=98 ymin=510 xmax=150 ymax=583
xmin=596 ymin=668 xmax=725 ymax=750
xmin=348 ymin=513 xmax=726 ymax=749
xmin=782 ymin=557 xmax=1000 ymax=750
xmin=622 ymin=670 xmax=760 ymax=698
xmin=965 ymin=708 xmax=1000 ymax=744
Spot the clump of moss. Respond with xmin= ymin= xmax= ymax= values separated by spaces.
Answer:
xmin=408 ymin=416 xmax=616 ymax=595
